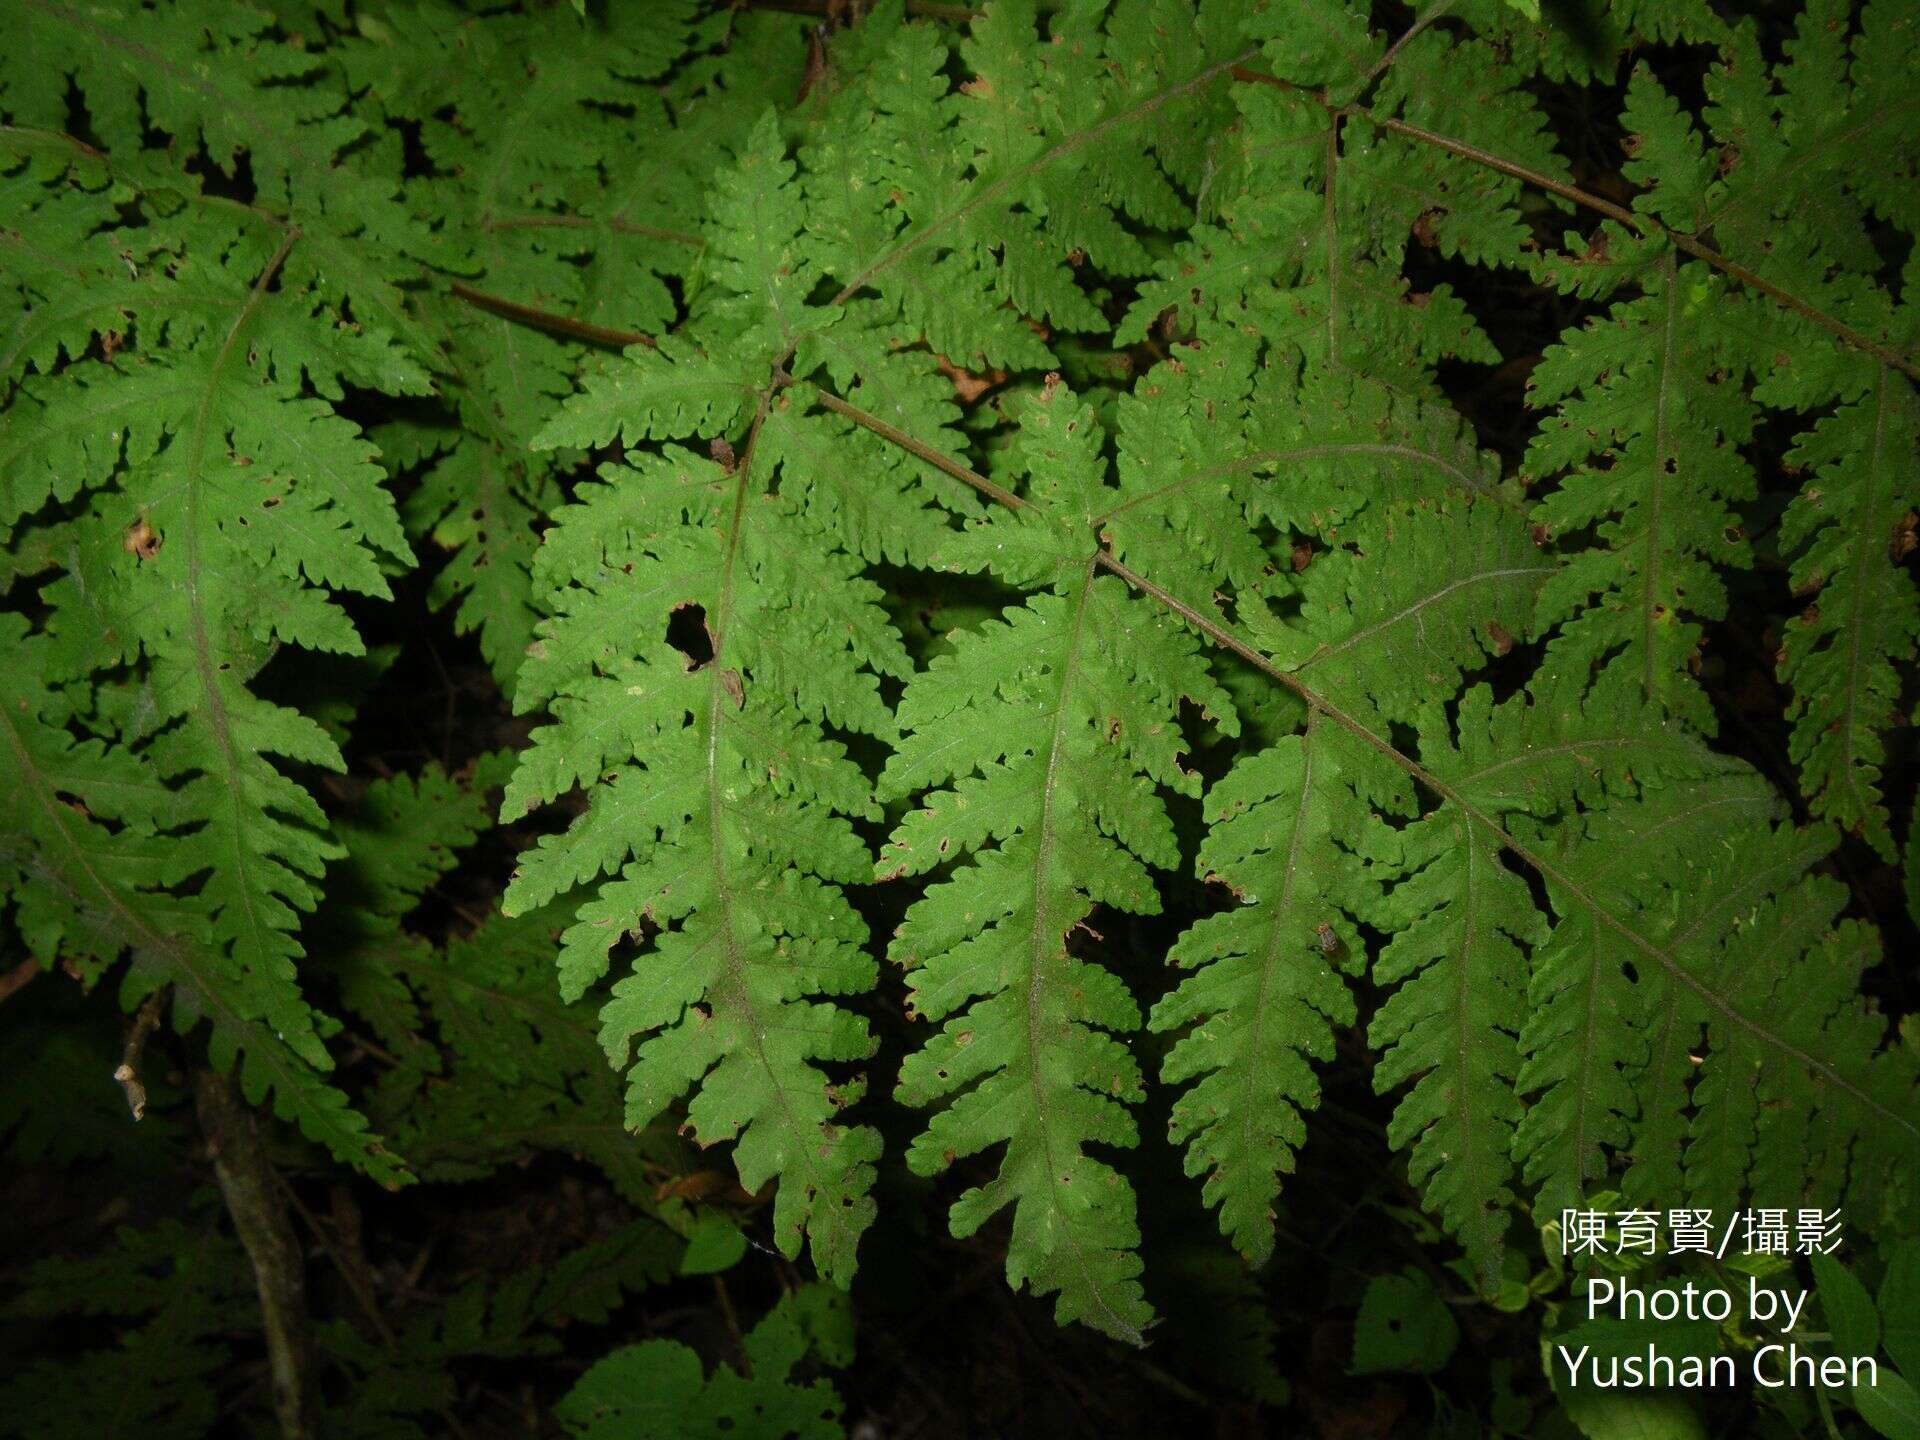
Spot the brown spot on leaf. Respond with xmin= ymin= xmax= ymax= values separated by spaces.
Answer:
xmin=936 ymin=354 xmax=1006 ymax=404
xmin=123 ymin=515 xmax=161 ymax=560
xmin=1892 ymin=510 xmax=1916 ymax=562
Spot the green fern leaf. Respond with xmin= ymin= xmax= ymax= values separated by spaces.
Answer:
xmin=1150 ymin=496 xmax=1546 ymax=1265
xmin=1370 ymin=775 xmax=1538 ymax=1280
xmin=1369 ymin=669 xmax=1737 ymax=1278
xmin=1526 ymin=252 xmax=1757 ymax=732
xmin=1559 ymin=14 xmax=1920 ymax=851
xmin=1777 ymin=370 xmax=1919 ymax=859
xmin=881 ymin=385 xmax=1235 ymax=1342
xmin=502 ymin=133 xmax=904 ymax=1269
xmin=1125 ymin=23 xmax=1568 ymax=383
xmin=1148 ymin=716 xmax=1367 ymax=1266
xmin=1265 ymin=502 xmax=1549 ymax=732
xmin=501 ymin=457 xmax=892 ymax=1276
xmin=559 ymin=1287 xmax=850 ymax=1440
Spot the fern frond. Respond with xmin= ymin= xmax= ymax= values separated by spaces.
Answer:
xmin=1698 ymin=0 xmax=1915 ymax=353
xmin=506 ymin=39 xmax=1275 ymax=1251
xmin=504 ymin=183 xmax=900 ymax=1278
xmin=1078 ymin=340 xmax=1526 ymax=775
xmin=1147 ymin=716 xmax=1368 ymax=1266
xmin=545 ymin=2 xmax=1256 ymax=562
xmin=1354 ymin=663 xmax=1746 ymax=1277
xmin=1369 ymin=773 xmax=1538 ymax=1280
xmin=0 ymin=139 xmax=426 ymax=1181
xmin=0 ymin=134 xmax=163 ymax=381
xmin=1526 ymin=251 xmax=1757 ymax=732
xmin=1514 ymin=767 xmax=1775 ymax=1220
xmin=385 ymin=907 xmax=669 ymax=1206
xmin=324 ymin=757 xmax=682 ymax=1201
xmin=6 ymin=0 xmax=1912 ymax=1381
xmin=880 ymin=385 xmax=1234 ymax=1342
xmin=559 ymin=1286 xmax=851 ymax=1440
xmin=324 ymin=759 xmax=498 ymax=1064
xmin=504 ymin=465 xmax=891 ymax=1273
xmin=796 ymin=0 xmax=1245 ymax=370
xmin=1146 ymin=495 xmax=1544 ymax=1264
xmin=1128 ymin=23 xmax=1568 ymax=385
xmin=1532 ymin=34 xmax=1918 ymax=826
xmin=391 ymin=404 xmax=557 ymax=686
xmin=1266 ymin=502 xmax=1549 ymax=732
xmin=1776 ymin=371 xmax=1919 ymax=858
xmin=325 ymin=1218 xmax=684 ymax=1440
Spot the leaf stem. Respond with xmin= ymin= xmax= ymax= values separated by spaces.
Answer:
xmin=447 ymin=281 xmax=653 ymax=350
xmin=0 ymin=957 xmax=40 ymax=1005
xmin=477 ymin=213 xmax=703 ymax=247
xmin=1360 ymin=0 xmax=1456 ymax=88
xmin=796 ymin=378 xmax=1029 ymax=511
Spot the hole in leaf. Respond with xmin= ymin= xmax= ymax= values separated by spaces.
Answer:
xmin=666 ymin=602 xmax=714 ymax=665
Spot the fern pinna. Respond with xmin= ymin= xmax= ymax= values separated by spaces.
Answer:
xmin=2 ymin=0 xmax=1918 ymax=1418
